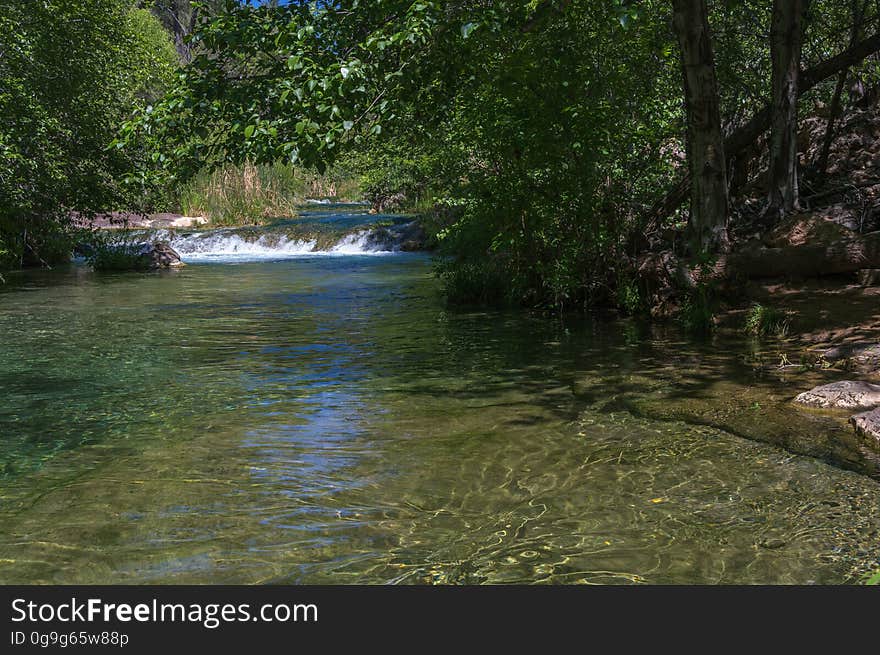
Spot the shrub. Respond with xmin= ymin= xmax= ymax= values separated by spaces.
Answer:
xmin=0 ymin=2 xmax=178 ymax=271
xmin=744 ymin=303 xmax=791 ymax=338
xmin=84 ymin=232 xmax=152 ymax=272
xmin=679 ymin=286 xmax=716 ymax=335
xmin=616 ymin=277 xmax=644 ymax=316
xmin=436 ymin=257 xmax=516 ymax=307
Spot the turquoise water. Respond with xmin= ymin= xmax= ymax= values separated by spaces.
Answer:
xmin=1 ymin=211 xmax=879 ymax=584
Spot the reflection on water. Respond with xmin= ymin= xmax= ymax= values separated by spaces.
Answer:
xmin=0 ymin=251 xmax=879 ymax=584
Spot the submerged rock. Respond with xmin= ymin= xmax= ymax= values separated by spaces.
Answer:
xmin=794 ymin=381 xmax=880 ymax=410
xmin=849 ymin=409 xmax=880 ymax=469
xmin=759 ymin=538 xmax=787 ymax=550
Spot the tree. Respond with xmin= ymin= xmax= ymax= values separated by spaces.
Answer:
xmin=671 ymin=0 xmax=729 ymax=253
xmin=0 ymin=0 xmax=178 ymax=269
xmin=815 ymin=0 xmax=868 ymax=177
xmin=644 ymin=20 xmax=880 ymax=235
xmin=126 ymin=0 xmax=880 ymax=307
xmin=140 ymin=0 xmax=226 ymax=63
xmin=766 ymin=0 xmax=808 ymax=218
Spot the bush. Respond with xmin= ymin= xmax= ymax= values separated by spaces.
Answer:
xmin=616 ymin=277 xmax=645 ymax=316
xmin=84 ymin=233 xmax=152 ymax=272
xmin=679 ymin=286 xmax=716 ymax=335
xmin=355 ymin=148 xmax=440 ymax=212
xmin=436 ymin=257 xmax=518 ymax=307
xmin=0 ymin=235 xmax=16 ymax=271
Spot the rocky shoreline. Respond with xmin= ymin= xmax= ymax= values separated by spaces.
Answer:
xmin=73 ymin=211 xmax=209 ymax=230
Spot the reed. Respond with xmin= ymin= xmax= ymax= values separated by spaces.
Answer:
xmin=178 ymin=162 xmax=362 ymax=226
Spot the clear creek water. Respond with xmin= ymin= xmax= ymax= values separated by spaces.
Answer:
xmin=0 ymin=205 xmax=878 ymax=584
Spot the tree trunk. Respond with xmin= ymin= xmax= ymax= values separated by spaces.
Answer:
xmin=643 ymin=31 xmax=880 ymax=234
xmin=816 ymin=0 xmax=867 ymax=177
xmin=766 ymin=0 xmax=807 ymax=219
xmin=672 ymin=0 xmax=729 ymax=254
xmin=816 ymin=71 xmax=849 ymax=177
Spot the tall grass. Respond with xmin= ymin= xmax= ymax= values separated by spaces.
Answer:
xmin=178 ymin=162 xmax=362 ymax=226
xmin=744 ymin=303 xmax=792 ymax=338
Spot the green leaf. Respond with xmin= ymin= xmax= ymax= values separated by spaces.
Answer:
xmin=244 ymin=125 xmax=256 ymax=139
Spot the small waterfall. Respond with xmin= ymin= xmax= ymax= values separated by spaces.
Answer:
xmin=110 ymin=203 xmax=426 ymax=264
xmin=161 ymin=226 xmax=403 ymax=263
xmin=168 ymin=232 xmax=319 ymax=262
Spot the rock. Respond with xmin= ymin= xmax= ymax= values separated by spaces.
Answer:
xmin=821 ymin=343 xmax=880 ymax=362
xmin=730 ymin=226 xmax=880 ymax=279
xmin=166 ymin=216 xmax=208 ymax=229
xmin=859 ymin=269 xmax=880 ymax=286
xmin=139 ymin=241 xmax=184 ymax=269
xmin=818 ymin=343 xmax=880 ymax=376
xmin=84 ymin=240 xmax=184 ymax=271
xmin=849 ymin=408 xmax=880 ymax=469
xmin=71 ymin=211 xmax=207 ymax=230
xmin=396 ymin=221 xmax=428 ymax=251
xmin=370 ymin=191 xmax=407 ymax=213
xmin=794 ymin=380 xmax=880 ymax=410
xmin=759 ymin=538 xmax=787 ymax=550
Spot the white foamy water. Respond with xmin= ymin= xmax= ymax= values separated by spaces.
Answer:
xmin=166 ymin=229 xmax=397 ymax=263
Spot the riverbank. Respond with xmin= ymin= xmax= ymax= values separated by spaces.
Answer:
xmin=73 ymin=211 xmax=209 ymax=230
xmin=719 ymin=277 xmax=880 ymax=378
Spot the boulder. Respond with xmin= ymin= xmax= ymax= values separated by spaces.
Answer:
xmin=821 ymin=343 xmax=880 ymax=362
xmin=849 ymin=408 xmax=880 ymax=469
xmin=140 ymin=241 xmax=184 ymax=269
xmin=727 ymin=230 xmax=880 ymax=279
xmin=397 ymin=221 xmax=428 ymax=251
xmin=763 ymin=212 xmax=856 ymax=248
xmin=794 ymin=380 xmax=880 ymax=410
